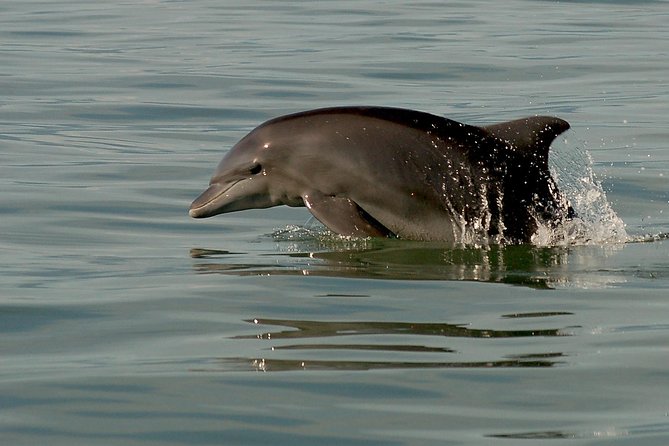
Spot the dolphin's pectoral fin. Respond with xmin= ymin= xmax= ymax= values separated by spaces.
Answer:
xmin=303 ymin=194 xmax=395 ymax=238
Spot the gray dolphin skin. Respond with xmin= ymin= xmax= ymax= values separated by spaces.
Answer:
xmin=189 ymin=107 xmax=573 ymax=243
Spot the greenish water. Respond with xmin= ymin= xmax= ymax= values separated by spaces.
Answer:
xmin=2 ymin=1 xmax=669 ymax=444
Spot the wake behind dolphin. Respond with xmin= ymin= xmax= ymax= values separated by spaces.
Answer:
xmin=189 ymin=107 xmax=573 ymax=244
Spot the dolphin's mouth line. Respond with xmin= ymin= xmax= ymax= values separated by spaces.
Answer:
xmin=189 ymin=180 xmax=241 ymax=217
xmin=202 ymin=180 xmax=239 ymax=207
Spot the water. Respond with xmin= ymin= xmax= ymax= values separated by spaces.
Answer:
xmin=2 ymin=0 xmax=669 ymax=444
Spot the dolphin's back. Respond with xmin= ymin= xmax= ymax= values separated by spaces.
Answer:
xmin=263 ymin=106 xmax=466 ymax=136
xmin=267 ymin=107 xmax=567 ymax=170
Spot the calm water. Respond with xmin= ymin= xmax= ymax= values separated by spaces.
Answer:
xmin=2 ymin=0 xmax=669 ymax=444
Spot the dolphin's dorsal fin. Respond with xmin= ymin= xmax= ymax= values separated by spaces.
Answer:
xmin=482 ymin=116 xmax=570 ymax=167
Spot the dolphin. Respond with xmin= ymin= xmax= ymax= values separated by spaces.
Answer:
xmin=189 ymin=106 xmax=573 ymax=243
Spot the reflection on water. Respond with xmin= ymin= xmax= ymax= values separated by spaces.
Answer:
xmin=235 ymin=318 xmax=571 ymax=340
xmin=488 ymin=426 xmax=633 ymax=440
xmin=193 ymin=318 xmax=573 ymax=372
xmin=191 ymin=234 xmax=626 ymax=288
xmin=488 ymin=430 xmax=580 ymax=440
xmin=217 ymin=357 xmax=561 ymax=372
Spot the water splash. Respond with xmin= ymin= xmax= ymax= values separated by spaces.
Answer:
xmin=535 ymin=140 xmax=628 ymax=246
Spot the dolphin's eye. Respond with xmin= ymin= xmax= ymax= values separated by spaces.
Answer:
xmin=249 ymin=163 xmax=262 ymax=175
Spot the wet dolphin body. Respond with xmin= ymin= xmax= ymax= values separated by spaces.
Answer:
xmin=189 ymin=107 xmax=573 ymax=243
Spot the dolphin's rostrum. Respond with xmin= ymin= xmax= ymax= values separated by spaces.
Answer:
xmin=189 ymin=107 xmax=573 ymax=243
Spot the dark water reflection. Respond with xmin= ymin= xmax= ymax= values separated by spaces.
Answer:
xmin=215 ymin=357 xmax=561 ymax=372
xmin=488 ymin=431 xmax=579 ymax=440
xmin=190 ymin=238 xmax=622 ymax=288
xmin=235 ymin=318 xmax=571 ymax=340
xmin=195 ymin=317 xmax=573 ymax=372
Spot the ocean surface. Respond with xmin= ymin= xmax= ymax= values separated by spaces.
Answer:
xmin=2 ymin=0 xmax=669 ymax=444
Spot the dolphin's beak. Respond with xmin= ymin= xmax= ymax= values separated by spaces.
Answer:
xmin=189 ymin=176 xmax=274 ymax=218
xmin=189 ymin=181 xmax=237 ymax=218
